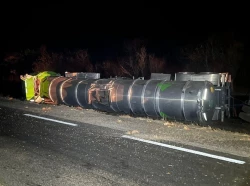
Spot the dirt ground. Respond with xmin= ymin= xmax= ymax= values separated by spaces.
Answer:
xmin=0 ymin=96 xmax=250 ymax=158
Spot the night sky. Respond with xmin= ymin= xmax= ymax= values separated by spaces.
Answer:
xmin=1 ymin=3 xmax=249 ymax=64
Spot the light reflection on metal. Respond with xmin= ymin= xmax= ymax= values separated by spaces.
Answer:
xmin=60 ymin=78 xmax=71 ymax=105
xmin=203 ymin=88 xmax=207 ymax=100
xmin=203 ymin=113 xmax=207 ymax=121
xmin=48 ymin=76 xmax=61 ymax=103
xmin=75 ymin=80 xmax=84 ymax=107
xmin=19 ymin=71 xmax=230 ymax=124
xmin=46 ymin=77 xmax=216 ymax=123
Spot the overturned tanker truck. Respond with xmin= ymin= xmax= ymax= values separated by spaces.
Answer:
xmin=21 ymin=71 xmax=231 ymax=125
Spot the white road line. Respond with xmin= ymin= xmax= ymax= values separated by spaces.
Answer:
xmin=122 ymin=135 xmax=245 ymax=165
xmin=24 ymin=114 xmax=78 ymax=127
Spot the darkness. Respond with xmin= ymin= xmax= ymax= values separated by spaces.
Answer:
xmin=1 ymin=3 xmax=249 ymax=66
xmin=0 ymin=2 xmax=249 ymax=104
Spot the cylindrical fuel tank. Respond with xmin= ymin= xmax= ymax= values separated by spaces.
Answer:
xmin=109 ymin=79 xmax=215 ymax=122
xmin=75 ymin=79 xmax=96 ymax=109
xmin=47 ymin=76 xmax=216 ymax=122
xmin=109 ymin=79 xmax=133 ymax=114
xmin=128 ymin=79 xmax=147 ymax=116
xmin=109 ymin=79 xmax=160 ymax=117
xmin=60 ymin=78 xmax=82 ymax=107
xmin=156 ymin=80 xmax=215 ymax=122
xmin=192 ymin=72 xmax=221 ymax=86
xmin=48 ymin=76 xmax=68 ymax=104
xmin=142 ymin=79 xmax=161 ymax=117
xmin=175 ymin=72 xmax=195 ymax=81
xmin=89 ymin=79 xmax=114 ymax=112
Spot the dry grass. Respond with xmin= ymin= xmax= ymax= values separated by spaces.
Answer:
xmin=42 ymin=107 xmax=51 ymax=112
xmin=126 ymin=130 xmax=139 ymax=134
xmin=183 ymin=126 xmax=190 ymax=130
xmin=163 ymin=121 xmax=175 ymax=126
xmin=240 ymin=137 xmax=250 ymax=141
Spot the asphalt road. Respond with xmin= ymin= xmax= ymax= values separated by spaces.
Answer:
xmin=0 ymin=106 xmax=249 ymax=186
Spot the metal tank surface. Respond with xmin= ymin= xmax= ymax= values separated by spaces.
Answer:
xmin=60 ymin=78 xmax=81 ymax=106
xmin=150 ymin=73 xmax=171 ymax=80
xmin=175 ymin=72 xmax=221 ymax=86
xmin=192 ymin=72 xmax=221 ymax=86
xmin=142 ymin=79 xmax=162 ymax=117
xmin=47 ymin=76 xmax=217 ymax=123
xmin=65 ymin=72 xmax=100 ymax=79
xmin=48 ymin=76 xmax=69 ymax=104
xmin=59 ymin=78 xmax=97 ymax=108
xmin=175 ymin=72 xmax=195 ymax=81
xmin=109 ymin=79 xmax=134 ymax=114
xmin=88 ymin=79 xmax=115 ymax=112
xmin=156 ymin=80 xmax=215 ymax=122
xmin=48 ymin=73 xmax=101 ymax=109
xmin=89 ymin=78 xmax=216 ymax=122
xmin=75 ymin=79 xmax=96 ymax=109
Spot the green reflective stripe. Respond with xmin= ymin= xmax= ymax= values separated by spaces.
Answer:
xmin=157 ymin=82 xmax=171 ymax=91
xmin=160 ymin=112 xmax=168 ymax=119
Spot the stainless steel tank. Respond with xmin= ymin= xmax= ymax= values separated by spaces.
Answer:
xmin=60 ymin=78 xmax=82 ymax=107
xmin=156 ymin=80 xmax=215 ymax=122
xmin=65 ymin=72 xmax=100 ymax=79
xmin=88 ymin=79 xmax=114 ymax=112
xmin=47 ymin=77 xmax=217 ymax=122
xmin=192 ymin=72 xmax=221 ymax=86
xmin=128 ymin=79 xmax=148 ymax=116
xmin=48 ymin=76 xmax=68 ymax=104
xmin=141 ymin=79 xmax=160 ymax=117
xmin=109 ymin=79 xmax=133 ymax=114
xmin=150 ymin=73 xmax=171 ymax=80
xmin=175 ymin=72 xmax=195 ymax=81
xmin=75 ymin=79 xmax=96 ymax=109
xmin=100 ymin=79 xmax=216 ymax=122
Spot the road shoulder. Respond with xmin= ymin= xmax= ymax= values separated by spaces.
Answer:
xmin=1 ymin=96 xmax=250 ymax=158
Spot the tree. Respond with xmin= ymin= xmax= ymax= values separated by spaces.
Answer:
xmin=32 ymin=45 xmax=62 ymax=73
xmin=137 ymin=47 xmax=147 ymax=77
xmin=102 ymin=60 xmax=124 ymax=77
xmin=149 ymin=54 xmax=167 ymax=73
xmin=2 ymin=49 xmax=39 ymax=81
xmin=181 ymin=34 xmax=244 ymax=79
xmin=119 ymin=39 xmax=148 ymax=78
xmin=116 ymin=39 xmax=168 ymax=78
xmin=63 ymin=49 xmax=93 ymax=72
xmin=73 ymin=49 xmax=93 ymax=72
xmin=32 ymin=46 xmax=93 ymax=73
